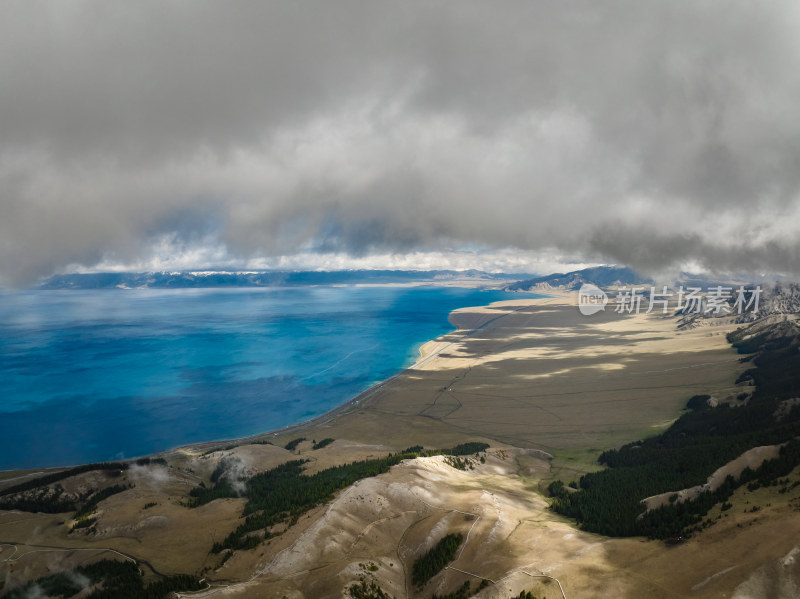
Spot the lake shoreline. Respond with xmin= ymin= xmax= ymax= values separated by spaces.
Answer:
xmin=1 ymin=286 xmax=543 ymax=471
xmin=160 ymin=295 xmax=528 ymax=456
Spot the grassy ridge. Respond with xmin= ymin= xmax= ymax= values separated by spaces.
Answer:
xmin=0 ymin=458 xmax=164 ymax=499
xmin=549 ymin=320 xmax=800 ymax=539
xmin=0 ymin=458 xmax=166 ymax=514
xmin=195 ymin=453 xmax=417 ymax=552
xmin=74 ymin=485 xmax=129 ymax=520
xmin=189 ymin=443 xmax=489 ymax=552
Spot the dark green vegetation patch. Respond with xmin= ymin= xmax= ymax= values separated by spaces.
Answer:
xmin=443 ymin=442 xmax=490 ymax=456
xmin=347 ymin=575 xmax=395 ymax=599
xmin=312 ymin=438 xmax=335 ymax=450
xmin=0 ymin=482 xmax=131 ymax=517
xmin=411 ymin=533 xmax=464 ymax=588
xmin=283 ymin=437 xmax=306 ymax=451
xmin=685 ymin=394 xmax=711 ymax=410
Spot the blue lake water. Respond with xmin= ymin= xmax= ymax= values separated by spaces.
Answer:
xmin=0 ymin=286 xmax=537 ymax=469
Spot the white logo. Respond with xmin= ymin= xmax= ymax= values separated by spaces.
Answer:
xmin=578 ymin=284 xmax=608 ymax=316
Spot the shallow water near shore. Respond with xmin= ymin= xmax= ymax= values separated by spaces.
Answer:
xmin=0 ymin=285 xmax=537 ymax=469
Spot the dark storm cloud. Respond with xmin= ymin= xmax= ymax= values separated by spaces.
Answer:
xmin=2 ymin=0 xmax=800 ymax=283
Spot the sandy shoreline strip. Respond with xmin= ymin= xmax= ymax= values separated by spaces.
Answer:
xmin=169 ymin=294 xmax=554 ymax=456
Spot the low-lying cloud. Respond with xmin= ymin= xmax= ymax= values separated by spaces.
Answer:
xmin=2 ymin=1 xmax=800 ymax=284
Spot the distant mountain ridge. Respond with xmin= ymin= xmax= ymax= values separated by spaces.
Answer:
xmin=38 ymin=266 xmax=653 ymax=291
xmin=38 ymin=269 xmax=534 ymax=290
xmin=506 ymin=265 xmax=651 ymax=291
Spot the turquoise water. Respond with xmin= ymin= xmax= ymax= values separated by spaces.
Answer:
xmin=0 ymin=286 xmax=537 ymax=469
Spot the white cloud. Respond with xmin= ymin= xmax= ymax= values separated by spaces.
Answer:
xmin=2 ymin=1 xmax=800 ymax=284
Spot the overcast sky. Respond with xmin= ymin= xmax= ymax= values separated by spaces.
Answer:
xmin=2 ymin=1 xmax=800 ymax=285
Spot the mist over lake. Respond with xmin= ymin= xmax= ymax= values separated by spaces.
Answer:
xmin=0 ymin=285 xmax=535 ymax=469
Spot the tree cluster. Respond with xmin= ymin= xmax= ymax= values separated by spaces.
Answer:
xmin=411 ymin=533 xmax=463 ymax=589
xmin=283 ymin=437 xmax=305 ymax=451
xmin=312 ymin=438 xmax=335 ymax=450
